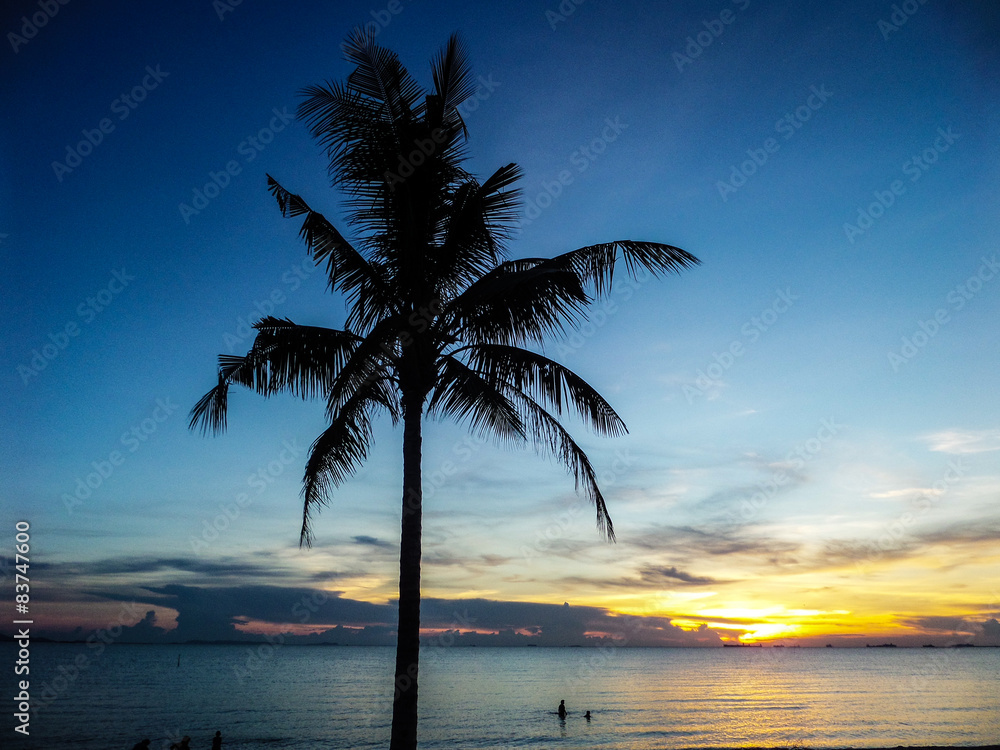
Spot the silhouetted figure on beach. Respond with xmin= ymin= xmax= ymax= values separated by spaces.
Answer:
xmin=131 ymin=741 xmax=151 ymax=750
xmin=557 ymin=700 xmax=567 ymax=718
xmin=212 ymin=730 xmax=222 ymax=749
xmin=584 ymin=711 xmax=592 ymax=720
xmin=169 ymin=737 xmax=191 ymax=750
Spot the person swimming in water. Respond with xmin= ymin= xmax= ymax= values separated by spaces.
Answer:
xmin=584 ymin=710 xmax=592 ymax=720
xmin=557 ymin=700 xmax=567 ymax=718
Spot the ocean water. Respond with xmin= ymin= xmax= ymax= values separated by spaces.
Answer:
xmin=3 ymin=643 xmax=998 ymax=749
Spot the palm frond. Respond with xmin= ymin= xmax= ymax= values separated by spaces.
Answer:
xmin=189 ymin=370 xmax=232 ymax=436
xmin=426 ymin=354 xmax=526 ymax=442
xmin=247 ymin=317 xmax=359 ymax=398
xmin=324 ymin=315 xmax=409 ymax=421
xmin=300 ymin=375 xmax=397 ymax=546
xmin=267 ymin=176 xmax=393 ymax=330
xmin=512 ymin=391 xmax=615 ymax=541
xmin=189 ymin=320 xmax=359 ymax=435
xmin=341 ymin=26 xmax=424 ymax=121
xmin=430 ymin=33 xmax=477 ymax=116
xmin=429 ymin=164 xmax=522 ymax=299
xmin=457 ymin=343 xmax=626 ymax=437
xmin=441 ymin=259 xmax=589 ymax=346
xmin=548 ymin=240 xmax=700 ymax=297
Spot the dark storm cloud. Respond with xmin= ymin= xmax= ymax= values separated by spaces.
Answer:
xmin=138 ymin=584 xmax=398 ymax=639
xmin=900 ymin=615 xmax=1000 ymax=646
xmin=980 ymin=618 xmax=1000 ymax=645
xmin=901 ymin=615 xmax=976 ymax=633
xmin=31 ymin=583 xmax=726 ymax=646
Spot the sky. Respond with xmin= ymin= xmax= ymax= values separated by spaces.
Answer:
xmin=1 ymin=0 xmax=999 ymax=648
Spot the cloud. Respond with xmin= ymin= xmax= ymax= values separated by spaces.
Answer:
xmin=62 ymin=556 xmax=281 ymax=578
xmin=351 ymin=535 xmax=395 ymax=549
xmin=869 ymin=488 xmax=938 ymax=499
xmin=903 ymin=615 xmax=976 ymax=634
xmin=923 ymin=429 xmax=1000 ymax=454
xmin=980 ymin=618 xmax=1000 ymax=645
xmin=626 ymin=525 xmax=802 ymax=563
xmin=644 ymin=566 xmax=717 ymax=585
xmin=820 ymin=537 xmax=919 ymax=567
xmin=116 ymin=610 xmax=171 ymax=643
xmin=915 ymin=519 xmax=1000 ymax=550
xmin=422 ymin=551 xmax=513 ymax=568
xmin=902 ymin=615 xmax=1000 ymax=646
xmin=29 ymin=582 xmax=727 ymax=647
xmin=564 ymin=564 xmax=722 ymax=590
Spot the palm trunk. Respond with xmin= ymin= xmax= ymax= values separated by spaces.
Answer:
xmin=390 ymin=391 xmax=423 ymax=750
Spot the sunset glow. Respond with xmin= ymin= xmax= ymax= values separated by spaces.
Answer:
xmin=2 ymin=0 xmax=998 ymax=655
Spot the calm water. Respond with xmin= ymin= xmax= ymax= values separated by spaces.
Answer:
xmin=2 ymin=644 xmax=998 ymax=749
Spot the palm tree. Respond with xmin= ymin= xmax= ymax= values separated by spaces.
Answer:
xmin=190 ymin=29 xmax=698 ymax=750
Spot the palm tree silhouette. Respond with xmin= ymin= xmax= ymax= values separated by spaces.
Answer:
xmin=190 ymin=29 xmax=699 ymax=750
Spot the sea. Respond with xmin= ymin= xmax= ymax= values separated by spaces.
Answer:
xmin=2 ymin=644 xmax=998 ymax=749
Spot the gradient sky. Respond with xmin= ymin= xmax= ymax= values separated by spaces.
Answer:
xmin=2 ymin=0 xmax=999 ymax=647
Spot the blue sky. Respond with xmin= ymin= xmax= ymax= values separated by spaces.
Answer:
xmin=1 ymin=0 xmax=998 ymax=645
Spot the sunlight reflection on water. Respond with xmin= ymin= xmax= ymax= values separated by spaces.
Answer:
xmin=3 ymin=644 xmax=998 ymax=749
